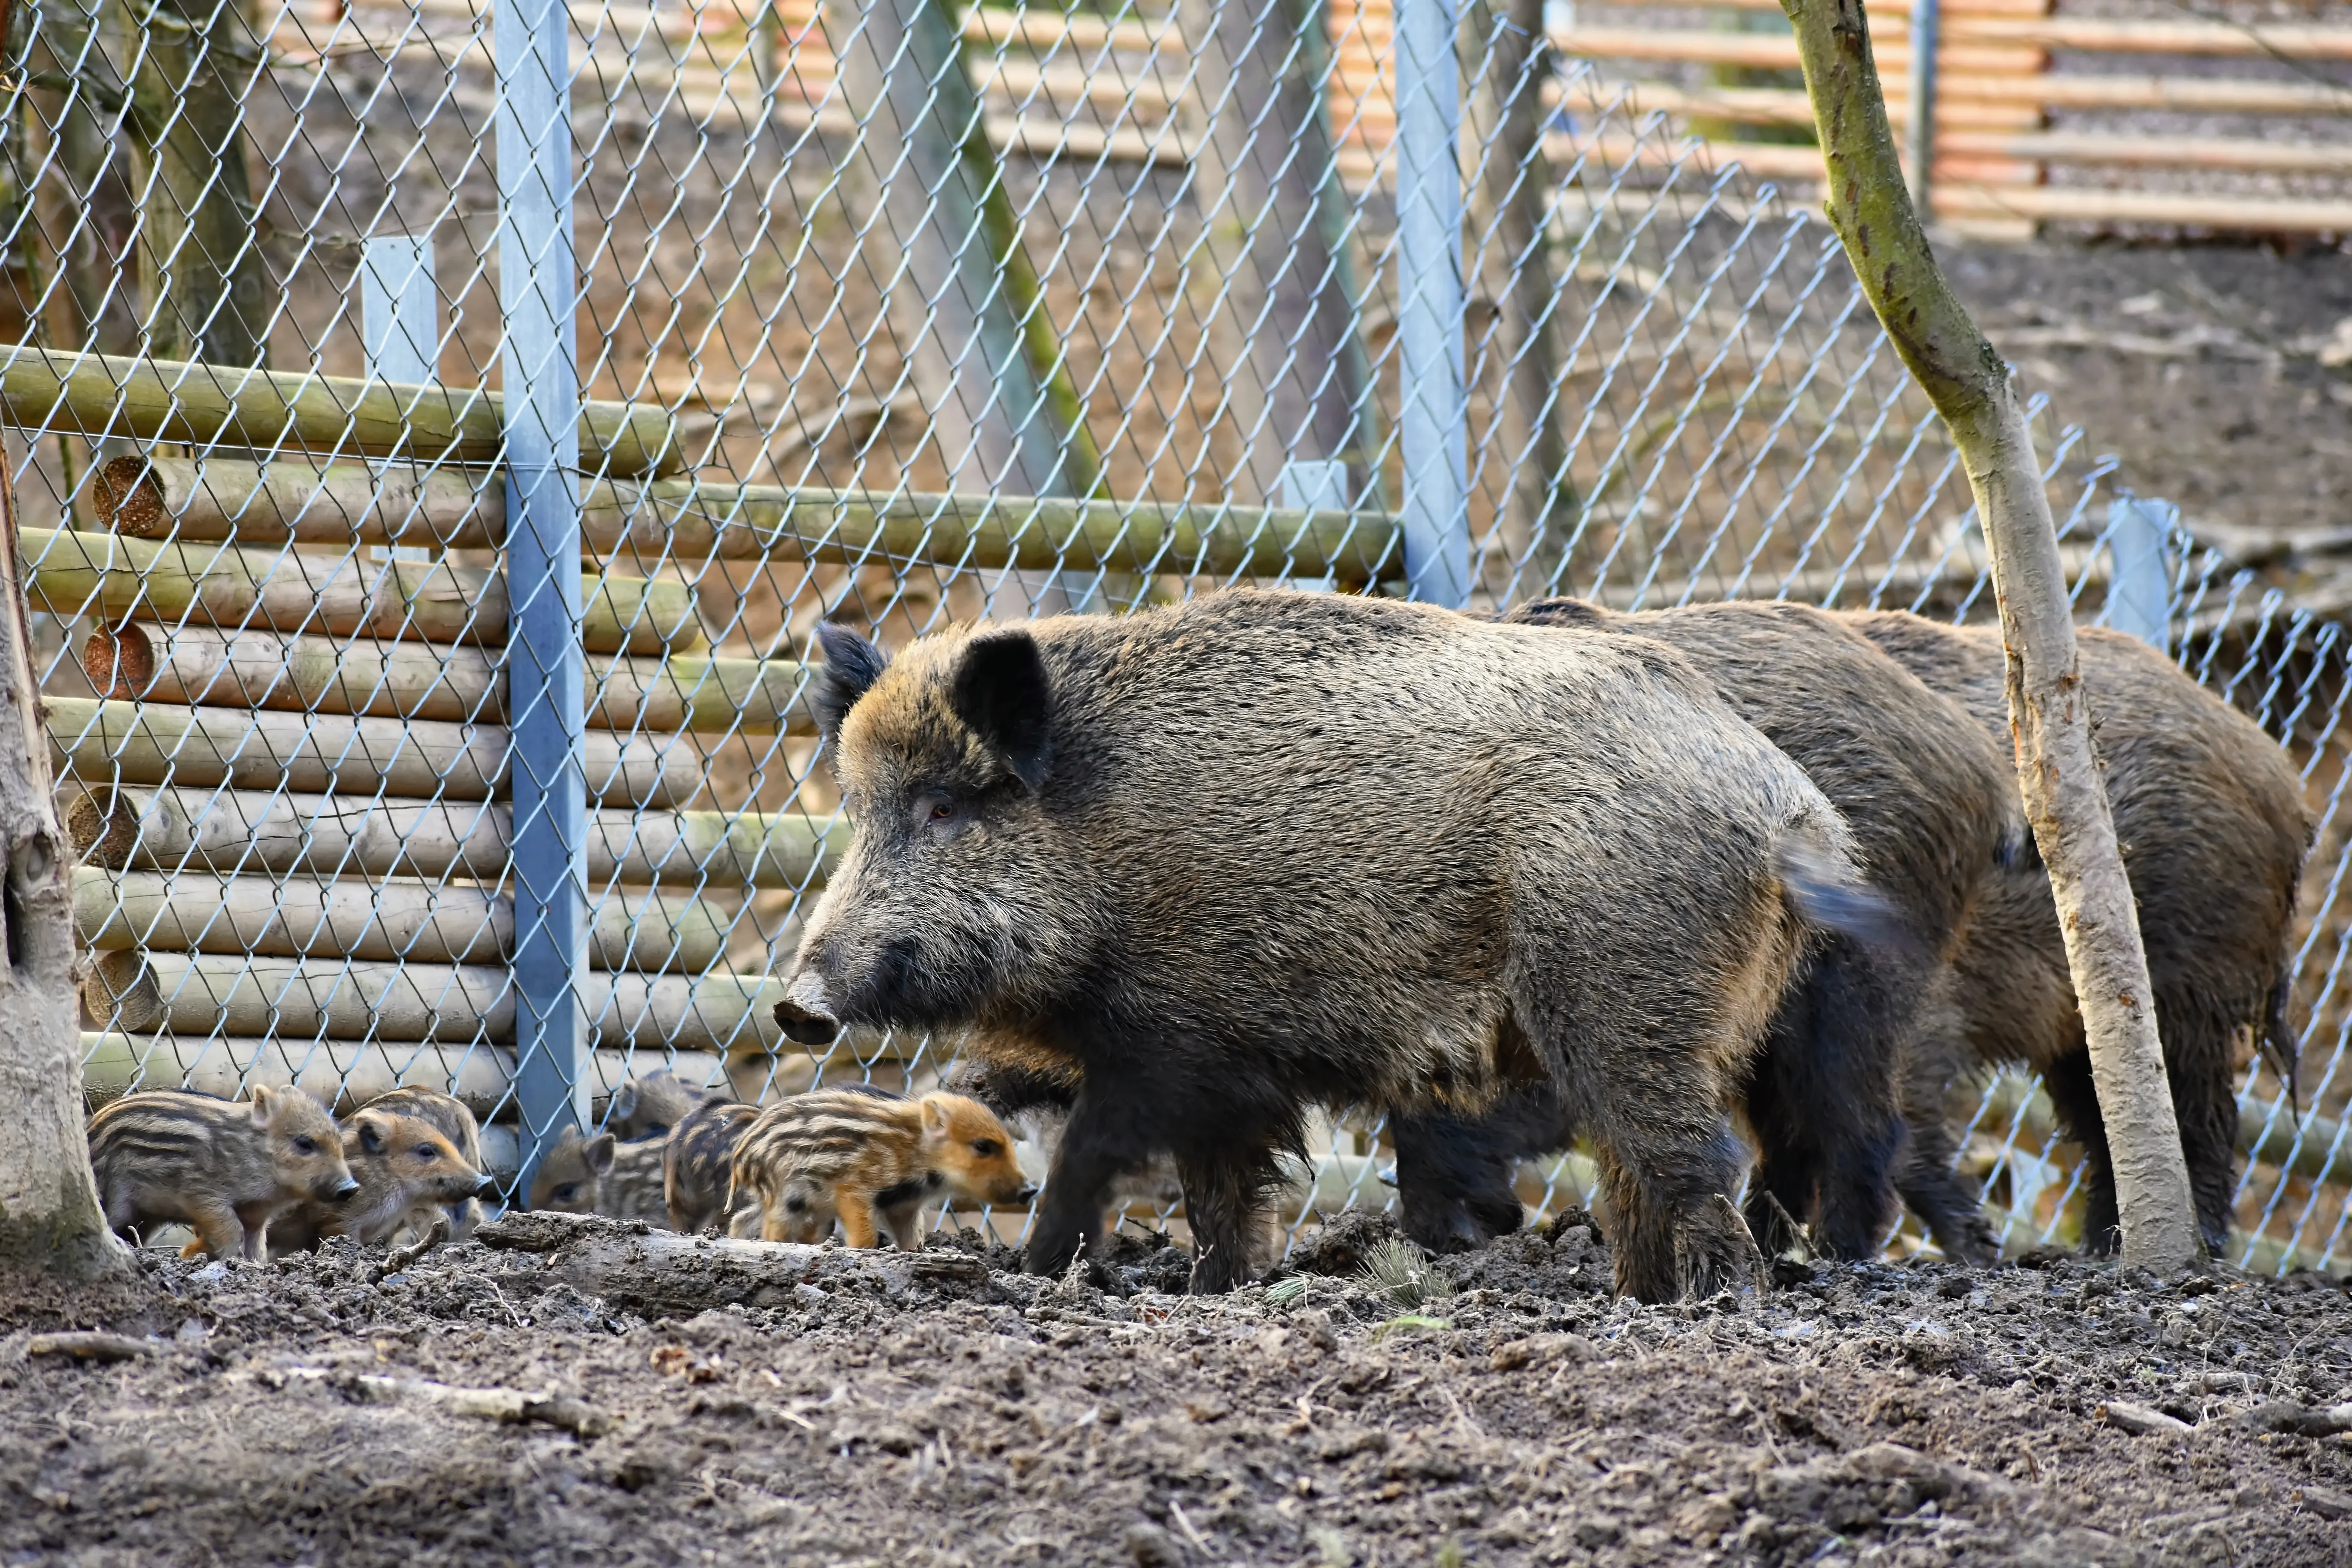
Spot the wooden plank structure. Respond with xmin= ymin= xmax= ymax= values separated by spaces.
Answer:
xmin=24 ymin=348 xmax=1404 ymax=1137
xmin=1543 ymin=0 xmax=2352 ymax=237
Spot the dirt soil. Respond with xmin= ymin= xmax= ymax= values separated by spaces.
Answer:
xmin=5 ymin=1211 xmax=2352 ymax=1568
xmin=1941 ymin=236 xmax=2352 ymax=546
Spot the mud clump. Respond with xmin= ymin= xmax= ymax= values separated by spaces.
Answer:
xmin=3 ymin=1221 xmax=2351 ymax=1566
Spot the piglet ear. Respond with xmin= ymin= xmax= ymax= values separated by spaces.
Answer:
xmin=248 ymin=1086 xmax=275 ymax=1123
xmin=921 ymin=1096 xmax=949 ymax=1135
xmin=949 ymin=628 xmax=1055 ymax=791
xmin=354 ymin=1113 xmax=388 ymax=1156
xmin=583 ymin=1132 xmax=617 ymax=1177
xmin=811 ymin=621 xmax=891 ymax=743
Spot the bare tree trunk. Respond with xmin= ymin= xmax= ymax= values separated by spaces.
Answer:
xmin=118 ymin=0 xmax=270 ymax=365
xmin=1463 ymin=0 xmax=1569 ymax=598
xmin=0 ymin=441 xmax=124 ymax=1275
xmin=1782 ymin=0 xmax=2199 ymax=1270
xmin=826 ymin=0 xmax=1098 ymax=499
xmin=1182 ymin=0 xmax=1380 ymax=504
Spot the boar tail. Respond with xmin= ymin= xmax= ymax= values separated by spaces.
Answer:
xmin=1774 ymin=825 xmax=1920 ymax=960
xmin=2264 ymin=968 xmax=2301 ymax=1116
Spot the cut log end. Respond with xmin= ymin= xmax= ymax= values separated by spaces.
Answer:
xmin=94 ymin=459 xmax=171 ymax=539
xmin=81 ymin=624 xmax=158 ymax=699
xmin=65 ymin=788 xmax=139 ymax=869
xmin=84 ymin=950 xmax=162 ymax=1034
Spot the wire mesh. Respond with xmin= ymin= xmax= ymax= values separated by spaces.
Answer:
xmin=3 ymin=0 xmax=2343 ymax=1270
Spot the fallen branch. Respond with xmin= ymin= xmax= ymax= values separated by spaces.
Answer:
xmin=26 ymin=1330 xmax=154 ymax=1362
xmin=2100 ymin=1400 xmax=2196 ymax=1437
xmin=471 ymin=1209 xmax=992 ymax=1318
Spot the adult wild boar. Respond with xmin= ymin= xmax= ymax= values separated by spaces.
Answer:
xmin=1848 ymin=612 xmax=2311 ymax=1255
xmin=773 ymin=590 xmax=1905 ymax=1299
xmin=1388 ymin=596 xmax=2025 ymax=1263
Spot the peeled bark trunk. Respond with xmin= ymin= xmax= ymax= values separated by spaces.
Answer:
xmin=0 ymin=435 xmax=125 ymax=1275
xmin=1464 ymin=0 xmax=1570 ymax=596
xmin=118 ymin=0 xmax=271 ymax=365
xmin=826 ymin=0 xmax=1100 ymax=497
xmin=1782 ymin=0 xmax=2200 ymax=1270
xmin=1181 ymin=0 xmax=1381 ymax=503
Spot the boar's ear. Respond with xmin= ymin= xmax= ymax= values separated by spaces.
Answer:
xmin=949 ymin=629 xmax=1055 ymax=791
xmin=248 ymin=1086 xmax=275 ymax=1122
xmin=354 ymin=1113 xmax=388 ymax=1156
xmin=812 ymin=621 xmax=891 ymax=743
xmin=583 ymin=1132 xmax=617 ymax=1177
xmin=920 ymin=1096 xmax=950 ymax=1135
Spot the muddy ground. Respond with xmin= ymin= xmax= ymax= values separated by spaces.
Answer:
xmin=5 ymin=1211 xmax=2352 ymax=1568
xmin=1943 ymin=235 xmax=2352 ymax=546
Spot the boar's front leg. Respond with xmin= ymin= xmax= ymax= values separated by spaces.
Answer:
xmin=1173 ymin=1148 xmax=1286 ymax=1294
xmin=1025 ymin=1080 xmax=1166 ymax=1277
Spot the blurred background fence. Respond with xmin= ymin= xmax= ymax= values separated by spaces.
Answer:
xmin=7 ymin=0 xmax=2351 ymax=1271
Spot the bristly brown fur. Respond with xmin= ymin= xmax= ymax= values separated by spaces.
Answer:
xmin=360 ymin=1087 xmax=489 ymax=1238
xmin=86 ymin=1087 xmax=356 ymax=1263
xmin=1848 ymin=612 xmax=2313 ymax=1255
xmin=1396 ymin=597 xmax=2024 ymax=1263
xmin=781 ymin=588 xmax=1895 ymax=1300
xmin=665 ymin=1099 xmax=759 ymax=1235
xmin=269 ymin=1108 xmax=486 ymax=1252
xmin=729 ymin=1089 xmax=1031 ymax=1248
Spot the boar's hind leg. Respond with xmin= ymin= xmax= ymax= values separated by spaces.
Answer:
xmin=2039 ymin=1049 xmax=2121 ymax=1255
xmin=1388 ymin=1083 xmax=1570 ymax=1253
xmin=2158 ymin=991 xmax=2248 ymax=1258
xmin=1893 ymin=1114 xmax=1998 ymax=1263
xmin=1594 ymin=1120 xmax=1758 ymax=1303
xmin=1740 ymin=935 xmax=1910 ymax=1262
xmin=1175 ymin=1147 xmax=1288 ymax=1294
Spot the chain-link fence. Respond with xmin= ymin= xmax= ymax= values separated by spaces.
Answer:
xmin=6 ymin=0 xmax=2347 ymax=1271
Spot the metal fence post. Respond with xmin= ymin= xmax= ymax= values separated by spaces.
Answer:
xmin=2101 ymin=495 xmax=2176 ymax=654
xmin=1394 ymin=0 xmax=1470 ymax=608
xmin=495 ymin=0 xmax=587 ymax=1184
xmin=361 ymin=236 xmax=437 ymax=384
xmin=1282 ymin=458 xmax=1347 ymax=593
xmin=360 ymin=236 xmax=439 ymax=564
xmin=1905 ymin=0 xmax=1939 ymax=215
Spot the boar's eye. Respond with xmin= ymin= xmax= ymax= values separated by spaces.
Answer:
xmin=412 ymin=1145 xmax=438 ymax=1161
xmin=293 ymin=1135 xmax=320 ymax=1155
xmin=970 ymin=1138 xmax=1002 ymax=1159
xmin=913 ymin=793 xmax=968 ymax=832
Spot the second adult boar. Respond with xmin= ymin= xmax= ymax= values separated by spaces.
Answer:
xmin=773 ymin=590 xmax=1904 ymax=1300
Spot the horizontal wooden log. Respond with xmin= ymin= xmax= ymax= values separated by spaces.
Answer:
xmin=95 ymin=461 xmax=1403 ymax=583
xmin=1935 ymin=186 xmax=2352 ymax=234
xmin=1576 ymin=79 xmax=2040 ymax=132
xmin=65 ymin=786 xmax=845 ymax=887
xmin=1947 ymin=72 xmax=2352 ymax=115
xmin=76 ymin=869 xmax=729 ymax=972
xmin=0 ymin=349 xmax=683 ymax=477
xmin=79 ymin=1031 xmax=726 ymax=1119
xmin=47 ymin=698 xmax=699 ymax=805
xmin=1942 ymin=132 xmax=2352 ymax=176
xmin=1547 ymin=28 xmax=2040 ymax=73
xmin=1946 ymin=16 xmax=2352 ymax=58
xmin=83 ymin=624 xmax=814 ymax=736
xmin=472 ymin=1211 xmax=995 ymax=1315
xmin=86 ymin=951 xmax=789 ymax=1053
xmin=26 ymin=527 xmax=705 ymax=655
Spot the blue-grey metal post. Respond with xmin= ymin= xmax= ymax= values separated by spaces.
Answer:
xmin=1394 ymin=0 xmax=1470 ymax=607
xmin=2101 ymin=496 xmax=2176 ymax=654
xmin=495 ymin=0 xmax=587 ymax=1183
xmin=1905 ymin=0 xmax=1940 ymax=215
xmin=361 ymin=236 xmax=439 ymax=563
